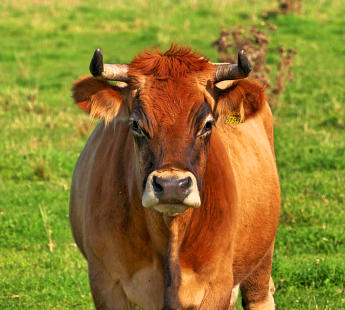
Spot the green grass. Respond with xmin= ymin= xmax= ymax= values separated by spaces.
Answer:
xmin=0 ymin=0 xmax=344 ymax=309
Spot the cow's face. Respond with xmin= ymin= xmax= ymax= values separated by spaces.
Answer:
xmin=129 ymin=78 xmax=215 ymax=215
xmin=72 ymin=45 xmax=264 ymax=216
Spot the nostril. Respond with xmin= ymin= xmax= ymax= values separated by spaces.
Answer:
xmin=152 ymin=176 xmax=163 ymax=194
xmin=179 ymin=177 xmax=192 ymax=193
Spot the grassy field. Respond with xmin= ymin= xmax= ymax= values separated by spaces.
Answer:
xmin=0 ymin=0 xmax=344 ymax=309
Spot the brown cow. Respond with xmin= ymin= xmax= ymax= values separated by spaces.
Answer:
xmin=70 ymin=44 xmax=280 ymax=310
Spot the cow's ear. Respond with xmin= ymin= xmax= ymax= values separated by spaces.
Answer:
xmin=72 ymin=76 xmax=124 ymax=122
xmin=215 ymin=79 xmax=266 ymax=123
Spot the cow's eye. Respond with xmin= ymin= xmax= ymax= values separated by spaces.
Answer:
xmin=131 ymin=120 xmax=144 ymax=136
xmin=200 ymin=120 xmax=214 ymax=136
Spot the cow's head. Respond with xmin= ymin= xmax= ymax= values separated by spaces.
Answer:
xmin=72 ymin=44 xmax=265 ymax=216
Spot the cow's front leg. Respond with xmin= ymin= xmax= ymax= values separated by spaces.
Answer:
xmin=240 ymin=245 xmax=275 ymax=310
xmin=198 ymin=275 xmax=234 ymax=310
xmin=88 ymin=261 xmax=132 ymax=310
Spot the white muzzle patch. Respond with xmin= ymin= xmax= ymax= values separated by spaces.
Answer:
xmin=142 ymin=169 xmax=201 ymax=215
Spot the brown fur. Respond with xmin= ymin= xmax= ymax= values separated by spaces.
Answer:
xmin=72 ymin=76 xmax=124 ymax=123
xmin=70 ymin=44 xmax=280 ymax=310
xmin=129 ymin=44 xmax=213 ymax=79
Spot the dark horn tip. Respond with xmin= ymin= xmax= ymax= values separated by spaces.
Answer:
xmin=238 ymin=50 xmax=252 ymax=76
xmin=89 ymin=48 xmax=104 ymax=77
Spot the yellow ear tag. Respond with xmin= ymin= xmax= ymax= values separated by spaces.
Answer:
xmin=225 ymin=111 xmax=242 ymax=125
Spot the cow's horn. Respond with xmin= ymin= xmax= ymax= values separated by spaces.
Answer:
xmin=89 ymin=48 xmax=129 ymax=82
xmin=214 ymin=50 xmax=252 ymax=83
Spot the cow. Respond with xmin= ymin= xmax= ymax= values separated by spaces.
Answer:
xmin=70 ymin=44 xmax=280 ymax=310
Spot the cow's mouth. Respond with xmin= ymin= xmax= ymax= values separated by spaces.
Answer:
xmin=152 ymin=203 xmax=190 ymax=216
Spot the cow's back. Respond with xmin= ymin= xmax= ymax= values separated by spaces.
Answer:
xmin=219 ymin=102 xmax=280 ymax=283
xmin=70 ymin=119 xmax=167 ymax=309
xmin=69 ymin=119 xmax=133 ymax=256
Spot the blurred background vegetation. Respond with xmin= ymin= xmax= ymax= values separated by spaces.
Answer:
xmin=0 ymin=0 xmax=344 ymax=309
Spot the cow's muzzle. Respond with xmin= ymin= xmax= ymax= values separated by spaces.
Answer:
xmin=142 ymin=169 xmax=201 ymax=215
